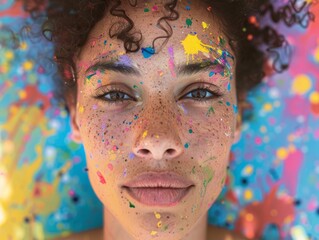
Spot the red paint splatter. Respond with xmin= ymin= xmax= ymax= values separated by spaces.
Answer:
xmin=235 ymin=185 xmax=295 ymax=239
xmin=310 ymin=102 xmax=319 ymax=116
xmin=97 ymin=171 xmax=106 ymax=184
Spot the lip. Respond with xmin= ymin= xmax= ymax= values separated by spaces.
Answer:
xmin=122 ymin=172 xmax=194 ymax=207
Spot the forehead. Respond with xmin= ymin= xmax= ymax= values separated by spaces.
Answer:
xmin=77 ymin=0 xmax=232 ymax=66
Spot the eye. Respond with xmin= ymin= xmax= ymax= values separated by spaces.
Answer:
xmin=93 ymin=87 xmax=134 ymax=105
xmin=182 ymin=87 xmax=222 ymax=103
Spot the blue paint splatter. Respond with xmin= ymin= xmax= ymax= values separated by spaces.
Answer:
xmin=186 ymin=5 xmax=191 ymax=10
xmin=209 ymin=71 xmax=215 ymax=77
xmin=129 ymin=152 xmax=135 ymax=159
xmin=232 ymin=104 xmax=238 ymax=114
xmin=184 ymin=143 xmax=189 ymax=148
xmin=141 ymin=47 xmax=155 ymax=58
xmin=118 ymin=55 xmax=132 ymax=66
xmin=227 ymin=82 xmax=231 ymax=91
xmin=226 ymin=102 xmax=231 ymax=106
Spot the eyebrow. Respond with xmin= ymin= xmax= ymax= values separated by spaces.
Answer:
xmin=176 ymin=60 xmax=225 ymax=77
xmin=85 ymin=59 xmax=225 ymax=76
xmin=85 ymin=61 xmax=141 ymax=76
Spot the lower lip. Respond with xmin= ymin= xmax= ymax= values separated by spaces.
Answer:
xmin=123 ymin=186 xmax=193 ymax=207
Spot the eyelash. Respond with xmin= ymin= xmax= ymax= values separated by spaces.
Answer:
xmin=92 ymin=85 xmax=223 ymax=105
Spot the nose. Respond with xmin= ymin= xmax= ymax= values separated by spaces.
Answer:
xmin=132 ymin=121 xmax=184 ymax=161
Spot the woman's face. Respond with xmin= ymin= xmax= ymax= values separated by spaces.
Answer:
xmin=70 ymin=1 xmax=239 ymax=239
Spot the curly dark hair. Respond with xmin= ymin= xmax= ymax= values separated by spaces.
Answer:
xmin=23 ymin=0 xmax=315 ymax=114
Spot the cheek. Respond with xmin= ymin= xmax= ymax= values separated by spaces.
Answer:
xmin=185 ymin=103 xmax=235 ymax=145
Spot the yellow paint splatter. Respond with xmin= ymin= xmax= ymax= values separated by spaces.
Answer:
xmin=142 ymin=130 xmax=148 ymax=139
xmin=20 ymin=41 xmax=28 ymax=50
xmin=201 ymin=21 xmax=209 ymax=30
xmin=314 ymin=46 xmax=319 ymax=63
xmin=157 ymin=221 xmax=162 ymax=228
xmin=180 ymin=34 xmax=222 ymax=63
xmin=0 ymin=105 xmax=61 ymax=239
xmin=243 ymin=165 xmax=253 ymax=176
xmin=292 ymin=74 xmax=312 ymax=95
xmin=277 ymin=147 xmax=288 ymax=160
xmin=290 ymin=225 xmax=309 ymax=240
xmin=23 ymin=61 xmax=33 ymax=71
xmin=18 ymin=90 xmax=27 ymax=99
xmin=150 ymin=231 xmax=157 ymax=236
xmin=5 ymin=51 xmax=14 ymax=60
xmin=154 ymin=211 xmax=161 ymax=219
xmin=310 ymin=91 xmax=319 ymax=104
xmin=108 ymin=150 xmax=117 ymax=161
xmin=78 ymin=105 xmax=84 ymax=113
xmin=244 ymin=189 xmax=253 ymax=200
xmin=263 ymin=103 xmax=273 ymax=112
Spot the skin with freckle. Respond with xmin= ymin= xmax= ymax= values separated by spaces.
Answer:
xmin=69 ymin=1 xmax=240 ymax=239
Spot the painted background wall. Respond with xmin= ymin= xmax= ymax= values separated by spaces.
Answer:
xmin=0 ymin=1 xmax=319 ymax=239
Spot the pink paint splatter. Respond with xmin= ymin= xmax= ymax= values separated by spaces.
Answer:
xmin=97 ymin=171 xmax=106 ymax=184
xmin=68 ymin=189 xmax=75 ymax=197
xmin=278 ymin=149 xmax=303 ymax=196
xmin=307 ymin=198 xmax=317 ymax=211
xmin=168 ymin=47 xmax=176 ymax=78
xmin=255 ymin=136 xmax=262 ymax=145
xmin=107 ymin=163 xmax=113 ymax=171
xmin=285 ymin=95 xmax=310 ymax=117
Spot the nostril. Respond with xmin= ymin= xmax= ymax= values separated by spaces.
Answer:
xmin=138 ymin=149 xmax=150 ymax=155
xmin=166 ymin=149 xmax=175 ymax=155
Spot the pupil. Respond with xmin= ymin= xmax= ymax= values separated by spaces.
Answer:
xmin=193 ymin=89 xmax=206 ymax=98
xmin=110 ymin=92 xmax=123 ymax=100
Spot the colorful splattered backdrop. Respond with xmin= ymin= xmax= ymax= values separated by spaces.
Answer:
xmin=0 ymin=1 xmax=319 ymax=239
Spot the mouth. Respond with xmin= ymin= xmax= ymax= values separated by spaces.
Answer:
xmin=121 ymin=172 xmax=195 ymax=207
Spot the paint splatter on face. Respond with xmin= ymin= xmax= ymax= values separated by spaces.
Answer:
xmin=71 ymin=1 xmax=238 ymax=239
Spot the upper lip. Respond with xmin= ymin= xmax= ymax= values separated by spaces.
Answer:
xmin=122 ymin=171 xmax=194 ymax=188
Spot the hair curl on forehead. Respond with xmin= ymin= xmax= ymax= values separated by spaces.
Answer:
xmin=23 ymin=0 xmax=315 ymax=114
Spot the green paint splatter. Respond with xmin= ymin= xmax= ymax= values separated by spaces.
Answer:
xmin=133 ymin=85 xmax=138 ymax=89
xmin=206 ymin=106 xmax=215 ymax=116
xmin=221 ymin=176 xmax=226 ymax=185
xmin=129 ymin=201 xmax=135 ymax=208
xmin=186 ymin=18 xmax=192 ymax=27
xmin=184 ymin=143 xmax=189 ymax=148
xmin=144 ymin=8 xmax=150 ymax=12
xmin=163 ymin=224 xmax=169 ymax=231
xmin=200 ymin=166 xmax=214 ymax=197
xmin=85 ymin=72 xmax=96 ymax=84
xmin=219 ymin=36 xmax=226 ymax=46
xmin=189 ymin=129 xmax=193 ymax=134
xmin=191 ymin=204 xmax=197 ymax=213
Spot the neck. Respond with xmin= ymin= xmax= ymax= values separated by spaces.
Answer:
xmin=103 ymin=208 xmax=208 ymax=240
